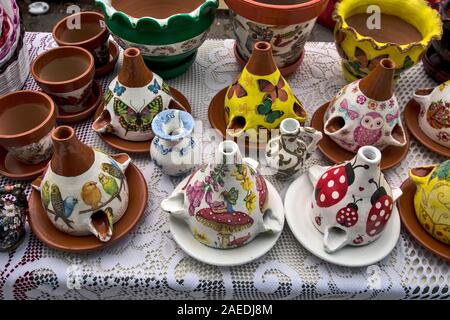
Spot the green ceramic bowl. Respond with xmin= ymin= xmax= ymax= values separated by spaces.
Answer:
xmin=96 ymin=0 xmax=218 ymax=79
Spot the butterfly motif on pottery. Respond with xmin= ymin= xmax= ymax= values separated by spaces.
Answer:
xmin=386 ymin=110 xmax=399 ymax=126
xmin=257 ymin=96 xmax=284 ymax=124
xmin=339 ymin=99 xmax=359 ymax=120
xmin=148 ymin=79 xmax=161 ymax=94
xmin=258 ymin=77 xmax=288 ymax=102
xmin=227 ymin=79 xmax=247 ymax=99
xmin=114 ymin=82 xmax=126 ymax=96
xmin=351 ymin=47 xmax=388 ymax=73
xmin=113 ymin=96 xmax=163 ymax=134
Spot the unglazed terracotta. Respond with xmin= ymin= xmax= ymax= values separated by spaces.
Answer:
xmin=0 ymin=184 xmax=27 ymax=251
xmin=150 ymin=109 xmax=200 ymax=176
xmin=324 ymin=59 xmax=407 ymax=152
xmin=31 ymin=46 xmax=95 ymax=114
xmin=31 ymin=126 xmax=130 ymax=242
xmin=413 ymin=81 xmax=450 ymax=148
xmin=226 ymin=0 xmax=328 ymax=74
xmin=225 ymin=41 xmax=307 ymax=139
xmin=334 ymin=0 xmax=442 ymax=82
xmin=162 ymin=140 xmax=284 ymax=249
xmin=266 ymin=118 xmax=322 ymax=180
xmin=309 ymin=146 xmax=402 ymax=253
xmin=409 ymin=161 xmax=450 ymax=245
xmin=0 ymin=90 xmax=56 ymax=165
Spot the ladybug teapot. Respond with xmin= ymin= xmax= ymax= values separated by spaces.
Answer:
xmin=308 ymin=146 xmax=402 ymax=253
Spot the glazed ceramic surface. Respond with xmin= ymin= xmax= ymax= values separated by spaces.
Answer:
xmin=309 ymin=146 xmax=402 ymax=253
xmin=409 ymin=161 xmax=450 ymax=245
xmin=0 ymin=184 xmax=27 ymax=251
xmin=162 ymin=141 xmax=284 ymax=249
xmin=413 ymin=81 xmax=450 ymax=148
xmin=150 ymin=109 xmax=199 ymax=176
xmin=266 ymin=118 xmax=322 ymax=180
xmin=334 ymin=0 xmax=442 ymax=81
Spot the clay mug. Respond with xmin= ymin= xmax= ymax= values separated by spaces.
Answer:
xmin=31 ymin=46 xmax=95 ymax=114
xmin=0 ymin=90 xmax=56 ymax=165
xmin=52 ymin=11 xmax=110 ymax=68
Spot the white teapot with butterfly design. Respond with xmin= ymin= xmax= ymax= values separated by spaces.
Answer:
xmin=92 ymin=48 xmax=184 ymax=142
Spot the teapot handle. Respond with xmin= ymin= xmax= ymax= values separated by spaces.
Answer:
xmin=408 ymin=165 xmax=436 ymax=186
xmin=161 ymin=192 xmax=189 ymax=220
xmin=261 ymin=207 xmax=284 ymax=234
xmin=300 ymin=127 xmax=323 ymax=156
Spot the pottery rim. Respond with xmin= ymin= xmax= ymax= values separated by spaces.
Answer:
xmin=151 ymin=110 xmax=194 ymax=142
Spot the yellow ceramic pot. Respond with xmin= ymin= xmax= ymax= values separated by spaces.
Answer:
xmin=409 ymin=160 xmax=450 ymax=245
xmin=334 ymin=0 xmax=442 ymax=82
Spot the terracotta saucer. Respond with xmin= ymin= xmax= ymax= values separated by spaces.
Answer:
xmin=234 ymin=43 xmax=305 ymax=77
xmin=398 ymin=178 xmax=450 ymax=262
xmin=311 ymin=102 xmax=410 ymax=170
xmin=27 ymin=162 xmax=148 ymax=252
xmin=94 ymin=87 xmax=191 ymax=153
xmin=94 ymin=40 xmax=120 ymax=78
xmin=0 ymin=146 xmax=50 ymax=181
xmin=56 ymin=80 xmax=102 ymax=124
xmin=404 ymin=99 xmax=450 ymax=158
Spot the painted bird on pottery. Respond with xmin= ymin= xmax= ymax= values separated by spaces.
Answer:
xmin=81 ymin=181 xmax=102 ymax=210
xmin=50 ymin=185 xmax=74 ymax=228
xmin=104 ymin=207 xmax=114 ymax=229
xmin=98 ymin=173 xmax=121 ymax=201
xmin=101 ymin=162 xmax=124 ymax=180
xmin=354 ymin=112 xmax=384 ymax=148
xmin=42 ymin=181 xmax=51 ymax=209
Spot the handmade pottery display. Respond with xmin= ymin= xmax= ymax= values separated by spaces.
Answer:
xmin=225 ymin=0 xmax=328 ymax=76
xmin=224 ymin=41 xmax=307 ymax=139
xmin=413 ymin=81 xmax=450 ymax=148
xmin=162 ymin=140 xmax=284 ymax=249
xmin=150 ymin=109 xmax=200 ymax=176
xmin=0 ymin=184 xmax=27 ymax=251
xmin=308 ymin=146 xmax=402 ymax=253
xmin=266 ymin=118 xmax=322 ymax=180
xmin=31 ymin=46 xmax=95 ymax=114
xmin=95 ymin=0 xmax=219 ymax=79
xmin=334 ymin=0 xmax=442 ymax=82
xmin=324 ymin=59 xmax=407 ymax=152
xmin=92 ymin=47 xmax=185 ymax=142
xmin=409 ymin=161 xmax=450 ymax=245
xmin=31 ymin=126 xmax=130 ymax=242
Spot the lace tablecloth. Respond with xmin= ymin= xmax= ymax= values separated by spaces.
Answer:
xmin=0 ymin=32 xmax=448 ymax=300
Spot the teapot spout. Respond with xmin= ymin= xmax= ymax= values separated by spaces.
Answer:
xmin=323 ymin=226 xmax=349 ymax=253
xmin=408 ymin=165 xmax=436 ymax=186
xmin=413 ymin=88 xmax=433 ymax=109
xmin=161 ymin=192 xmax=188 ymax=220
xmin=92 ymin=109 xmax=113 ymax=134
xmin=88 ymin=208 xmax=114 ymax=242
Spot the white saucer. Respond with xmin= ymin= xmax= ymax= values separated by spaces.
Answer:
xmin=284 ymin=173 xmax=401 ymax=267
xmin=168 ymin=177 xmax=285 ymax=267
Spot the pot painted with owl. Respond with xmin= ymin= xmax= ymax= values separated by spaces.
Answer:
xmin=309 ymin=146 xmax=402 ymax=253
xmin=0 ymin=184 xmax=27 ymax=251
xmin=324 ymin=58 xmax=407 ymax=153
xmin=32 ymin=126 xmax=131 ymax=242
xmin=92 ymin=47 xmax=184 ymax=141
xmin=413 ymin=81 xmax=450 ymax=148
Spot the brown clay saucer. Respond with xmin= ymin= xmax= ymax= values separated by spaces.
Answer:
xmin=94 ymin=40 xmax=120 ymax=78
xmin=56 ymin=80 xmax=102 ymax=124
xmin=404 ymin=99 xmax=450 ymax=158
xmin=0 ymin=146 xmax=50 ymax=181
xmin=311 ymin=102 xmax=410 ymax=170
xmin=27 ymin=162 xmax=148 ymax=252
xmin=398 ymin=178 xmax=450 ymax=262
xmin=94 ymin=87 xmax=191 ymax=153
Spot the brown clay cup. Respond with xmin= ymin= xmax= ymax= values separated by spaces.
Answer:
xmin=31 ymin=46 xmax=95 ymax=114
xmin=52 ymin=11 xmax=110 ymax=68
xmin=0 ymin=90 xmax=56 ymax=165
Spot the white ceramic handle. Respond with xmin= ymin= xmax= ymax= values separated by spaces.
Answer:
xmin=161 ymin=192 xmax=188 ymax=220
xmin=261 ymin=207 xmax=284 ymax=234
xmin=300 ymin=127 xmax=323 ymax=155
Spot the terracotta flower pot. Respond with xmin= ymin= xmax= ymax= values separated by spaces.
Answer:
xmin=225 ymin=0 xmax=329 ymax=76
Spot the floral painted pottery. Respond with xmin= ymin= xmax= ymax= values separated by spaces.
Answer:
xmin=32 ymin=126 xmax=130 ymax=242
xmin=92 ymin=47 xmax=185 ymax=142
xmin=162 ymin=140 xmax=284 ymax=249
xmin=413 ymin=81 xmax=450 ymax=148
xmin=0 ymin=0 xmax=20 ymax=66
xmin=409 ymin=161 xmax=450 ymax=245
xmin=225 ymin=0 xmax=328 ymax=76
xmin=0 ymin=184 xmax=27 ymax=251
xmin=334 ymin=0 xmax=442 ymax=82
xmin=224 ymin=41 xmax=307 ymax=139
xmin=95 ymin=0 xmax=218 ymax=79
xmin=266 ymin=118 xmax=322 ymax=180
xmin=150 ymin=109 xmax=200 ymax=176
xmin=31 ymin=46 xmax=95 ymax=114
xmin=324 ymin=59 xmax=407 ymax=153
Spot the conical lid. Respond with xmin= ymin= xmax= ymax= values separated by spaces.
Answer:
xmin=359 ymin=59 xmax=395 ymax=101
xmin=118 ymin=48 xmax=153 ymax=87
xmin=245 ymin=41 xmax=277 ymax=76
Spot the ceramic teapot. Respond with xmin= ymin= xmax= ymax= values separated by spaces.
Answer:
xmin=92 ymin=47 xmax=183 ymax=141
xmin=324 ymin=58 xmax=407 ymax=152
xmin=409 ymin=160 xmax=450 ymax=245
xmin=309 ymin=146 xmax=402 ymax=253
xmin=266 ymin=118 xmax=322 ymax=180
xmin=413 ymin=81 xmax=450 ymax=147
xmin=32 ymin=126 xmax=130 ymax=242
xmin=161 ymin=140 xmax=284 ymax=249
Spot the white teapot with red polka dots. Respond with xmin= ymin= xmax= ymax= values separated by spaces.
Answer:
xmin=308 ymin=146 xmax=402 ymax=253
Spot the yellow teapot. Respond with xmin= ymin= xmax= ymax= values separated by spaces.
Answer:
xmin=409 ymin=160 xmax=450 ymax=245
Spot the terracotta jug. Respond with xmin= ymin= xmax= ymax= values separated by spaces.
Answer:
xmin=324 ymin=58 xmax=407 ymax=152
xmin=32 ymin=126 xmax=131 ymax=242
